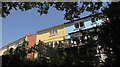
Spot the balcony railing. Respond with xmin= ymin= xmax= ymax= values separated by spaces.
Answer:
xmin=42 ymin=39 xmax=86 ymax=50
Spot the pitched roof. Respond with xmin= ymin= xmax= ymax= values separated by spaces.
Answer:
xmin=37 ymin=24 xmax=65 ymax=33
xmin=0 ymin=36 xmax=26 ymax=50
xmin=64 ymin=13 xmax=102 ymax=24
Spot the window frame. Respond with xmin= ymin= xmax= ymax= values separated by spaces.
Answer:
xmin=74 ymin=20 xmax=84 ymax=29
xmin=50 ymin=28 xmax=57 ymax=35
xmin=54 ymin=29 xmax=57 ymax=34
xmin=79 ymin=21 xmax=84 ymax=28
xmin=91 ymin=17 xmax=96 ymax=23
xmin=74 ymin=22 xmax=80 ymax=29
xmin=50 ymin=30 xmax=53 ymax=35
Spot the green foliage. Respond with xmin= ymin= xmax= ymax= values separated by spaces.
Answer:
xmin=2 ymin=2 xmax=108 ymax=20
xmin=14 ymin=40 xmax=28 ymax=60
xmin=3 ymin=40 xmax=29 ymax=66
xmin=99 ymin=2 xmax=120 ymax=67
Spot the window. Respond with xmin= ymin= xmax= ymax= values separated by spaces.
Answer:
xmin=96 ymin=18 xmax=98 ymax=21
xmin=49 ymin=42 xmax=51 ymax=46
xmin=50 ymin=30 xmax=53 ymax=35
xmin=102 ymin=18 xmax=110 ymax=22
xmin=50 ymin=29 xmax=57 ymax=35
xmin=74 ymin=22 xmax=79 ymax=29
xmin=53 ymin=42 xmax=55 ymax=48
xmin=80 ymin=21 xmax=84 ymax=27
xmin=54 ymin=29 xmax=57 ymax=34
xmin=84 ymin=36 xmax=87 ymax=40
xmin=91 ymin=17 xmax=95 ymax=23
xmin=74 ymin=21 xmax=84 ymax=29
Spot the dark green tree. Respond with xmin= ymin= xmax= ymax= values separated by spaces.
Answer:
xmin=2 ymin=39 xmax=29 ymax=66
xmin=99 ymin=2 xmax=120 ymax=67
xmin=2 ymin=2 xmax=107 ymax=20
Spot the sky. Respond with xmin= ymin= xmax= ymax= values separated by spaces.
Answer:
xmin=1 ymin=6 xmax=92 ymax=47
xmin=0 ymin=16 xmax=2 ymax=48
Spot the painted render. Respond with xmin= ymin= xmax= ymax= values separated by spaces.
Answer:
xmin=26 ymin=34 xmax=37 ymax=59
xmin=36 ymin=24 xmax=66 ymax=44
xmin=0 ymin=36 xmax=26 ymax=55
xmin=65 ymin=17 xmax=103 ymax=39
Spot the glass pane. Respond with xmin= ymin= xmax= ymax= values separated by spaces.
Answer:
xmin=52 ymin=30 xmax=54 ymax=34
xmin=53 ymin=30 xmax=55 ymax=34
xmin=80 ymin=21 xmax=84 ymax=27
xmin=91 ymin=18 xmax=95 ymax=23
xmin=55 ymin=29 xmax=57 ymax=34
xmin=74 ymin=23 xmax=79 ymax=28
xmin=50 ymin=30 xmax=52 ymax=35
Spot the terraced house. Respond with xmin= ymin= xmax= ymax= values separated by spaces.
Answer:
xmin=25 ymin=33 xmax=37 ymax=59
xmin=36 ymin=13 xmax=103 ymax=47
xmin=36 ymin=24 xmax=66 ymax=47
xmin=34 ymin=24 xmax=66 ymax=58
xmin=0 ymin=36 xmax=26 ymax=55
xmin=0 ymin=33 xmax=35 ymax=56
xmin=64 ymin=13 xmax=109 ymax=62
xmin=64 ymin=13 xmax=103 ymax=46
xmin=1 ymin=13 xmax=108 ymax=61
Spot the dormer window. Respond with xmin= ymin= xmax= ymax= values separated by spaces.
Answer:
xmin=74 ymin=21 xmax=84 ymax=29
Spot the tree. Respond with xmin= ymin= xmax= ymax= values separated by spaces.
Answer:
xmin=2 ymin=2 xmax=107 ymax=20
xmin=99 ymin=2 xmax=120 ymax=67
xmin=2 ymin=39 xmax=29 ymax=66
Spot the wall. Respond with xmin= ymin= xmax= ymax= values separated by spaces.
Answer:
xmin=36 ymin=24 xmax=66 ymax=44
xmin=0 ymin=36 xmax=25 ymax=56
xmin=26 ymin=34 xmax=36 ymax=48
xmin=0 ymin=49 xmax=7 ymax=56
xmin=65 ymin=17 xmax=103 ymax=39
xmin=26 ymin=34 xmax=36 ymax=59
xmin=9 ymin=38 xmax=25 ymax=49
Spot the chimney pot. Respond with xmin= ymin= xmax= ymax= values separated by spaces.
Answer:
xmin=69 ymin=20 xmax=71 ymax=22
xmin=8 ymin=42 xmax=11 ymax=44
xmin=26 ymin=32 xmax=31 ymax=35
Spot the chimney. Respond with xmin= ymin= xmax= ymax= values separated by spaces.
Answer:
xmin=26 ymin=32 xmax=31 ymax=36
xmin=68 ymin=20 xmax=71 ymax=22
xmin=8 ymin=42 xmax=11 ymax=44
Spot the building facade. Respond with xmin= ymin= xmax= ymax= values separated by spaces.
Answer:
xmin=0 ymin=13 xmax=108 ymax=61
xmin=0 ymin=36 xmax=26 ymax=55
xmin=64 ymin=14 xmax=103 ymax=46
xmin=36 ymin=24 xmax=66 ymax=47
xmin=26 ymin=34 xmax=37 ymax=59
xmin=34 ymin=24 xmax=66 ymax=59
